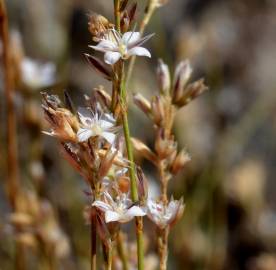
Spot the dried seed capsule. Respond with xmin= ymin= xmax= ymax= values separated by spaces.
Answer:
xmin=176 ymin=79 xmax=208 ymax=107
xmin=131 ymin=137 xmax=157 ymax=164
xmin=88 ymin=13 xmax=112 ymax=42
xmin=157 ymin=59 xmax=171 ymax=95
xmin=136 ymin=166 xmax=148 ymax=202
xmin=155 ymin=129 xmax=176 ymax=159
xmin=170 ymin=149 xmax=191 ymax=175
xmin=172 ymin=60 xmax=192 ymax=103
xmin=85 ymin=54 xmax=112 ymax=81
xmin=151 ymin=96 xmax=165 ymax=125
xmin=133 ymin=93 xmax=152 ymax=116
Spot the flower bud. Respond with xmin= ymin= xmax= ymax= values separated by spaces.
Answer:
xmin=157 ymin=59 xmax=171 ymax=95
xmin=172 ymin=60 xmax=192 ymax=103
xmin=170 ymin=149 xmax=191 ymax=175
xmin=151 ymin=96 xmax=165 ymax=125
xmin=131 ymin=137 xmax=157 ymax=164
xmin=155 ymin=129 xmax=176 ymax=159
xmin=136 ymin=166 xmax=148 ymax=202
xmin=176 ymin=79 xmax=208 ymax=107
xmin=133 ymin=93 xmax=151 ymax=116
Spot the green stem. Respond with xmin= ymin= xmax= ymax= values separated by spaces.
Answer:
xmin=117 ymin=232 xmax=129 ymax=270
xmin=119 ymin=61 xmax=144 ymax=270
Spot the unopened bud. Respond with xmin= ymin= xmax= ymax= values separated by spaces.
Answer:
xmin=131 ymin=137 xmax=157 ymax=164
xmin=155 ymin=129 xmax=176 ymax=159
xmin=170 ymin=149 xmax=191 ymax=175
xmin=94 ymin=86 xmax=112 ymax=109
xmin=172 ymin=60 xmax=192 ymax=103
xmin=157 ymin=59 xmax=171 ymax=95
xmin=176 ymin=79 xmax=208 ymax=107
xmin=151 ymin=96 xmax=165 ymax=125
xmin=136 ymin=167 xmax=148 ymax=202
xmin=133 ymin=93 xmax=151 ymax=116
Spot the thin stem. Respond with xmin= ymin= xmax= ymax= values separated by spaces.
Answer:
xmin=117 ymin=232 xmax=129 ymax=270
xmin=125 ymin=0 xmax=157 ymax=85
xmin=118 ymin=61 xmax=144 ymax=270
xmin=0 ymin=2 xmax=24 ymax=269
xmin=114 ymin=0 xmax=121 ymax=32
xmin=0 ymin=0 xmax=19 ymax=209
xmin=157 ymin=227 xmax=169 ymax=270
xmin=91 ymin=214 xmax=97 ymax=270
xmin=107 ymin=243 xmax=113 ymax=270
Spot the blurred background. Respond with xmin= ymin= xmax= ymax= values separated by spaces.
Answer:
xmin=1 ymin=0 xmax=276 ymax=269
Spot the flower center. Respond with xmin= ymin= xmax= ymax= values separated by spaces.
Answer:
xmin=91 ymin=124 xmax=103 ymax=135
xmin=119 ymin=43 xmax=127 ymax=56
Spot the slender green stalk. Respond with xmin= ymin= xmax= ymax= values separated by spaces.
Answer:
xmin=117 ymin=232 xmax=129 ymax=270
xmin=119 ymin=62 xmax=144 ymax=270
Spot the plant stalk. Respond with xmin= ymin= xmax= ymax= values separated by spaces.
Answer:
xmin=117 ymin=232 xmax=129 ymax=270
xmin=119 ymin=61 xmax=144 ymax=270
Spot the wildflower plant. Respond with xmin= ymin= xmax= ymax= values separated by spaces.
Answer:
xmin=41 ymin=1 xmax=208 ymax=270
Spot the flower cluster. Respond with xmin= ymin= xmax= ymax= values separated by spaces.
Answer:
xmin=41 ymin=1 xmax=208 ymax=269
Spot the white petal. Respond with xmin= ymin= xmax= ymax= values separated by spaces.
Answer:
xmin=105 ymin=210 xmax=121 ymax=223
xmin=78 ymin=107 xmax=94 ymax=125
xmin=122 ymin=32 xmax=141 ymax=45
xmin=102 ymin=131 xmax=116 ymax=144
xmin=77 ymin=128 xmax=94 ymax=142
xmin=89 ymin=40 xmax=117 ymax=52
xmin=92 ymin=201 xmax=112 ymax=212
xmin=99 ymin=119 xmax=114 ymax=129
xmin=126 ymin=206 xmax=147 ymax=218
xmin=104 ymin=51 xmax=121 ymax=65
xmin=127 ymin=47 xmax=151 ymax=58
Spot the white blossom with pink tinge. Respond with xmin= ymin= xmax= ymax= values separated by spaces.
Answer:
xmin=146 ymin=198 xmax=184 ymax=229
xmin=89 ymin=30 xmax=154 ymax=65
xmin=92 ymin=192 xmax=146 ymax=223
xmin=77 ymin=107 xmax=117 ymax=144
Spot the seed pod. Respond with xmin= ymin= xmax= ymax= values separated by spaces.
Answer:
xmin=88 ymin=13 xmax=112 ymax=42
xmin=133 ymin=93 xmax=152 ymax=116
xmin=155 ymin=129 xmax=176 ymax=159
xmin=176 ymin=79 xmax=208 ymax=107
xmin=94 ymin=86 xmax=112 ymax=109
xmin=151 ymin=96 xmax=165 ymax=125
xmin=131 ymin=137 xmax=157 ymax=164
xmin=136 ymin=166 xmax=148 ymax=202
xmin=170 ymin=149 xmax=191 ymax=175
xmin=157 ymin=59 xmax=171 ymax=95
xmin=172 ymin=60 xmax=192 ymax=103
xmin=85 ymin=54 xmax=112 ymax=80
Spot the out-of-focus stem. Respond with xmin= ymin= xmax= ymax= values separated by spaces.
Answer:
xmin=0 ymin=1 xmax=24 ymax=269
xmin=114 ymin=0 xmax=121 ymax=32
xmin=126 ymin=0 xmax=157 ymax=85
xmin=0 ymin=0 xmax=19 ymax=209
xmin=118 ymin=61 xmax=144 ymax=270
xmin=157 ymin=227 xmax=169 ymax=270
xmin=91 ymin=214 xmax=97 ymax=270
xmin=117 ymin=232 xmax=129 ymax=270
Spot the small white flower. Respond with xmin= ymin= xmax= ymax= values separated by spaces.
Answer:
xmin=93 ymin=192 xmax=146 ymax=223
xmin=77 ymin=107 xmax=117 ymax=144
xmin=21 ymin=58 xmax=56 ymax=89
xmin=147 ymin=198 xmax=184 ymax=229
xmin=89 ymin=30 xmax=154 ymax=65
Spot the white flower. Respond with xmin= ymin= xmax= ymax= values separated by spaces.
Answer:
xmin=92 ymin=192 xmax=146 ymax=223
xmin=20 ymin=58 xmax=56 ymax=89
xmin=89 ymin=30 xmax=154 ymax=65
xmin=77 ymin=107 xmax=117 ymax=144
xmin=146 ymin=198 xmax=184 ymax=229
